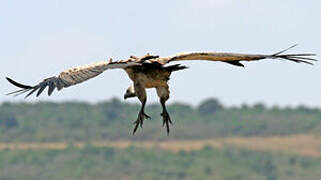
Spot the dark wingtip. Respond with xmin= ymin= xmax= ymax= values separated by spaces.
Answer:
xmin=270 ymin=45 xmax=318 ymax=65
xmin=6 ymin=77 xmax=33 ymax=89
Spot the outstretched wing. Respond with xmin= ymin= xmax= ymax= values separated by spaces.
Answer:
xmin=154 ymin=45 xmax=317 ymax=67
xmin=6 ymin=60 xmax=140 ymax=98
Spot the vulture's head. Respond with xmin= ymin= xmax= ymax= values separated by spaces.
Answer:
xmin=124 ymin=84 xmax=136 ymax=100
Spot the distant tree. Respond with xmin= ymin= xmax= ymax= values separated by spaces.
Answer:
xmin=252 ymin=103 xmax=266 ymax=112
xmin=0 ymin=111 xmax=19 ymax=129
xmin=271 ymin=105 xmax=280 ymax=112
xmin=99 ymin=98 xmax=125 ymax=122
xmin=241 ymin=103 xmax=249 ymax=110
xmin=169 ymin=102 xmax=193 ymax=116
xmin=296 ymin=105 xmax=316 ymax=113
xmin=197 ymin=98 xmax=223 ymax=115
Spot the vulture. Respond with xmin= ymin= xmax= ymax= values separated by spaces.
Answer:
xmin=6 ymin=45 xmax=317 ymax=135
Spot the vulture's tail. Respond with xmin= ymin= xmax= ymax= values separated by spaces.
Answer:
xmin=164 ymin=64 xmax=188 ymax=72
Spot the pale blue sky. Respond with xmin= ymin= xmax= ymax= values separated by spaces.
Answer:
xmin=1 ymin=0 xmax=320 ymax=107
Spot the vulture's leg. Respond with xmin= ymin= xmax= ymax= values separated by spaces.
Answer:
xmin=160 ymin=97 xmax=172 ymax=135
xmin=156 ymin=86 xmax=172 ymax=135
xmin=133 ymin=83 xmax=150 ymax=134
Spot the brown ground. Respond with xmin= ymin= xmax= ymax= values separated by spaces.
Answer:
xmin=0 ymin=134 xmax=320 ymax=157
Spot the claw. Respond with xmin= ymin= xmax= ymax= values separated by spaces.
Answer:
xmin=161 ymin=111 xmax=172 ymax=136
xmin=132 ymin=111 xmax=150 ymax=134
xmin=133 ymin=121 xmax=139 ymax=134
xmin=144 ymin=112 xmax=151 ymax=119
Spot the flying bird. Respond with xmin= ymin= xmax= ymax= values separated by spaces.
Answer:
xmin=6 ymin=45 xmax=317 ymax=135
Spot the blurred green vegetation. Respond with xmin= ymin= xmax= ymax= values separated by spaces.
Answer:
xmin=0 ymin=145 xmax=320 ymax=180
xmin=1 ymin=98 xmax=321 ymax=179
xmin=0 ymin=98 xmax=320 ymax=142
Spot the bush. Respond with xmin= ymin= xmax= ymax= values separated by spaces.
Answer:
xmin=198 ymin=98 xmax=224 ymax=115
xmin=0 ymin=112 xmax=19 ymax=129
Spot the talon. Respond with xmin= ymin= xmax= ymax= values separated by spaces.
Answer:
xmin=161 ymin=111 xmax=172 ymax=136
xmin=144 ymin=113 xmax=151 ymax=119
xmin=133 ymin=120 xmax=140 ymax=134
xmin=132 ymin=111 xmax=151 ymax=134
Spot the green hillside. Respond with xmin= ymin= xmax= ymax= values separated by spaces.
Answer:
xmin=0 ymin=98 xmax=320 ymax=142
xmin=1 ymin=98 xmax=321 ymax=180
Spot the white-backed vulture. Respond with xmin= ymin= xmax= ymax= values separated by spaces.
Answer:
xmin=6 ymin=45 xmax=317 ymax=135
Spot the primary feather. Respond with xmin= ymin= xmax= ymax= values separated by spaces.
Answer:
xmin=154 ymin=45 xmax=316 ymax=66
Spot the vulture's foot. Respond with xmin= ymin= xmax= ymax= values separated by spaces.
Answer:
xmin=132 ymin=111 xmax=151 ymax=134
xmin=161 ymin=111 xmax=172 ymax=136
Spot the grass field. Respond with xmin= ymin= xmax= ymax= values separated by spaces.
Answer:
xmin=1 ymin=134 xmax=320 ymax=157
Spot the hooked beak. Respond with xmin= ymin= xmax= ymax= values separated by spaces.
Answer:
xmin=124 ymin=93 xmax=135 ymax=100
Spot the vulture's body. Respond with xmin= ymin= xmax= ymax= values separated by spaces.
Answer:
xmin=6 ymin=45 xmax=317 ymax=135
xmin=124 ymin=62 xmax=187 ymax=133
xmin=125 ymin=64 xmax=176 ymax=88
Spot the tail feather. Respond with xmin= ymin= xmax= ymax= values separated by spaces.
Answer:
xmin=164 ymin=64 xmax=188 ymax=72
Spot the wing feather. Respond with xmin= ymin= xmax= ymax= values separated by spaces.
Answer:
xmin=6 ymin=60 xmax=139 ymax=98
xmin=155 ymin=45 xmax=317 ymax=66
